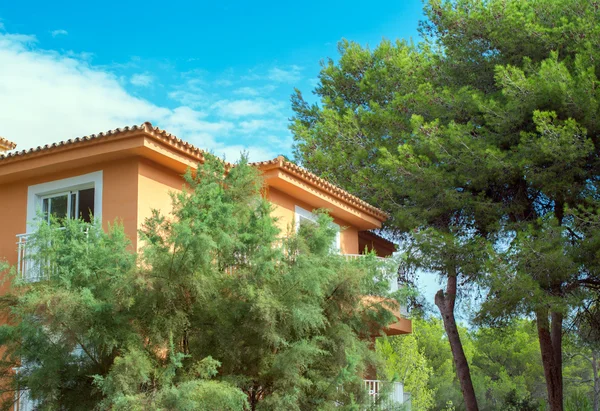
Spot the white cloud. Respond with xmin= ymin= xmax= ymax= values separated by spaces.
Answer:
xmin=0 ymin=33 xmax=37 ymax=47
xmin=51 ymin=29 xmax=68 ymax=37
xmin=238 ymin=119 xmax=281 ymax=134
xmin=66 ymin=50 xmax=94 ymax=61
xmin=163 ymin=106 xmax=233 ymax=134
xmin=168 ymin=78 xmax=209 ymax=108
xmin=212 ymin=99 xmax=283 ymax=118
xmin=242 ymin=65 xmax=303 ymax=84
xmin=0 ymin=32 xmax=285 ymax=162
xmin=267 ymin=65 xmax=303 ymax=83
xmin=214 ymin=79 xmax=233 ymax=87
xmin=233 ymin=86 xmax=260 ymax=96
xmin=130 ymin=73 xmax=154 ymax=87
xmin=233 ymin=84 xmax=277 ymax=96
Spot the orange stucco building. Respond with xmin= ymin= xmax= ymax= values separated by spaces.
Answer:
xmin=0 ymin=123 xmax=411 ymax=408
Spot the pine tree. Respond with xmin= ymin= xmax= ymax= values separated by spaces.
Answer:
xmin=0 ymin=155 xmax=400 ymax=410
xmin=291 ymin=2 xmax=600 ymax=409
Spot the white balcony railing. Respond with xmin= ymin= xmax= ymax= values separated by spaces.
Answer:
xmin=16 ymin=233 xmax=41 ymax=282
xmin=16 ymin=228 xmax=89 ymax=283
xmin=364 ymin=379 xmax=410 ymax=409
xmin=13 ymin=366 xmax=38 ymax=411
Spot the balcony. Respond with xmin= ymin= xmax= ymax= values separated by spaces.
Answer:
xmin=364 ymin=379 xmax=411 ymax=410
xmin=16 ymin=233 xmax=40 ymax=282
xmin=16 ymin=228 xmax=90 ymax=283
xmin=343 ymin=254 xmax=409 ymax=317
xmin=343 ymin=254 xmax=399 ymax=292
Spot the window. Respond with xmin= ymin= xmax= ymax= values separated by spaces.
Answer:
xmin=26 ymin=171 xmax=102 ymax=232
xmin=41 ymin=188 xmax=95 ymax=224
xmin=294 ymin=206 xmax=341 ymax=252
xmin=20 ymin=172 xmax=102 ymax=282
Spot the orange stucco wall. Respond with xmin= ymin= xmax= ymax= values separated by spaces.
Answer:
xmin=136 ymin=159 xmax=184 ymax=247
xmin=102 ymin=158 xmax=140 ymax=245
xmin=0 ymin=179 xmax=27 ymax=296
xmin=266 ymin=187 xmax=359 ymax=254
xmin=130 ymin=167 xmax=362 ymax=254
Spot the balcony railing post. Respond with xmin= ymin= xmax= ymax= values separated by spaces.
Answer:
xmin=16 ymin=233 xmax=35 ymax=282
xmin=363 ymin=379 xmax=408 ymax=407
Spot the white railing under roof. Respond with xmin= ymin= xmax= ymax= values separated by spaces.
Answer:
xmin=364 ymin=380 xmax=409 ymax=409
xmin=16 ymin=233 xmax=40 ymax=282
xmin=342 ymin=254 xmax=399 ymax=292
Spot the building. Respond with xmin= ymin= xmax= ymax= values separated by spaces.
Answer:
xmin=0 ymin=123 xmax=411 ymax=409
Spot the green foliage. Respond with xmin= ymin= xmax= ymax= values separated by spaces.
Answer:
xmin=292 ymin=0 xmax=600 ymax=407
xmin=0 ymin=155 xmax=400 ymax=410
xmin=386 ymin=317 xmax=596 ymax=410
xmin=376 ymin=334 xmax=435 ymax=410
xmin=470 ymin=321 xmax=544 ymax=410
xmin=412 ymin=318 xmax=467 ymax=410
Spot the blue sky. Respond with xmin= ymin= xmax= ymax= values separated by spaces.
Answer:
xmin=0 ymin=0 xmax=423 ymax=161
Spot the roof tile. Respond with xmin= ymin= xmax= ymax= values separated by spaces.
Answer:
xmin=0 ymin=137 xmax=16 ymax=151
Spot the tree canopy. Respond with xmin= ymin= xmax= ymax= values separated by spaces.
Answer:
xmin=0 ymin=155 xmax=400 ymax=410
xmin=379 ymin=316 xmax=597 ymax=411
xmin=291 ymin=1 xmax=600 ymax=409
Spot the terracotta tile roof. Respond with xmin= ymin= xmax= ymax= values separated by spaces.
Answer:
xmin=0 ymin=137 xmax=16 ymax=151
xmin=0 ymin=122 xmax=387 ymax=221
xmin=0 ymin=122 xmax=206 ymax=162
xmin=252 ymin=156 xmax=388 ymax=221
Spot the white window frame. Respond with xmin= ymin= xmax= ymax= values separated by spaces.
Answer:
xmin=41 ymin=191 xmax=73 ymax=224
xmin=294 ymin=205 xmax=341 ymax=252
xmin=26 ymin=171 xmax=103 ymax=233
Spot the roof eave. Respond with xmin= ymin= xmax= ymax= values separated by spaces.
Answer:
xmin=252 ymin=156 xmax=388 ymax=224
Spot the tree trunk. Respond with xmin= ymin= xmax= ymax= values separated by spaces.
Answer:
xmin=435 ymin=273 xmax=479 ymax=411
xmin=536 ymin=309 xmax=563 ymax=411
xmin=551 ymin=312 xmax=563 ymax=403
xmin=593 ymin=351 xmax=599 ymax=411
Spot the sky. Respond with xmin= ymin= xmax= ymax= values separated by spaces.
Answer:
xmin=0 ymin=0 xmax=423 ymax=161
xmin=0 ymin=0 xmax=443 ymax=305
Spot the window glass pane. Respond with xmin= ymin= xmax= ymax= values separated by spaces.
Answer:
xmin=50 ymin=195 xmax=68 ymax=222
xmin=70 ymin=192 xmax=77 ymax=220
xmin=77 ymin=188 xmax=95 ymax=223
xmin=42 ymin=198 xmax=50 ymax=223
xmin=332 ymin=224 xmax=341 ymax=252
xmin=298 ymin=215 xmax=317 ymax=227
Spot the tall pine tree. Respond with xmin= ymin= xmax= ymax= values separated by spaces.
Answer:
xmin=291 ymin=1 xmax=600 ymax=409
